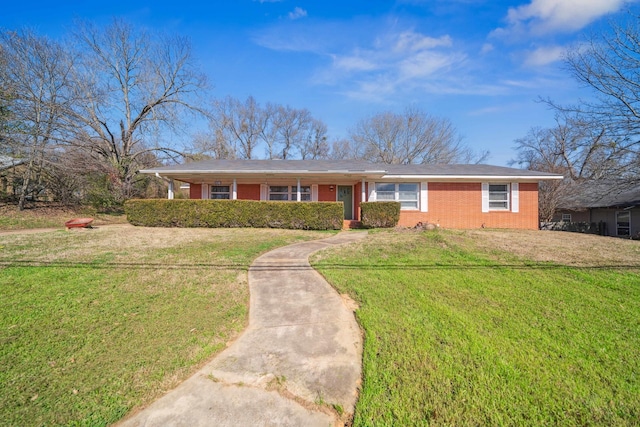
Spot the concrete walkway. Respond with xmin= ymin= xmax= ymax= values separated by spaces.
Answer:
xmin=117 ymin=231 xmax=368 ymax=427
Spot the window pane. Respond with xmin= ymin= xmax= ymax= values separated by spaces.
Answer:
xmin=211 ymin=194 xmax=230 ymax=199
xmin=376 ymin=183 xmax=394 ymax=192
xmin=300 ymin=186 xmax=311 ymax=193
xmin=399 ymin=191 xmax=418 ymax=200
xmin=489 ymin=184 xmax=508 ymax=192
xmin=489 ymin=201 xmax=508 ymax=209
xmin=401 ymin=201 xmax=418 ymax=209
xmin=399 ymin=183 xmax=418 ymax=192
xmin=377 ymin=192 xmax=395 ymax=200
xmin=211 ymin=186 xmax=230 ymax=193
xmin=269 ymin=194 xmax=289 ymax=201
xmin=269 ymin=186 xmax=288 ymax=193
xmin=489 ymin=193 xmax=508 ymax=201
xmin=300 ymin=194 xmax=311 ymax=201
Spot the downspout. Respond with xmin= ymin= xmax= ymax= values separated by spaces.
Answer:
xmin=361 ymin=178 xmax=366 ymax=221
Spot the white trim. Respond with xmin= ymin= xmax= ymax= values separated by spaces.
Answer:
xmin=367 ymin=181 xmax=376 ymax=201
xmin=311 ymin=184 xmax=318 ymax=202
xmin=420 ymin=182 xmax=428 ymax=212
xmin=232 ymin=179 xmax=237 ymax=200
xmin=260 ymin=184 xmax=268 ymax=201
xmin=511 ymin=182 xmax=519 ymax=213
xmin=201 ymin=184 xmax=209 ymax=200
xmin=168 ymin=180 xmax=174 ymax=200
xmin=481 ymin=183 xmax=489 ymax=213
xmin=362 ymin=178 xmax=366 ymax=203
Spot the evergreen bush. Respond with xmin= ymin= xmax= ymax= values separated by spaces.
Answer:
xmin=124 ymin=199 xmax=344 ymax=230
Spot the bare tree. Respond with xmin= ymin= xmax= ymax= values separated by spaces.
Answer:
xmin=272 ymin=105 xmax=312 ymax=159
xmin=67 ymin=19 xmax=208 ymax=201
xmin=210 ymin=96 xmax=264 ymax=159
xmin=299 ymin=119 xmax=329 ymax=160
xmin=546 ymin=11 xmax=640 ymax=183
xmin=348 ymin=107 xmax=486 ymax=164
xmin=188 ymin=130 xmax=235 ymax=160
xmin=0 ymin=29 xmax=75 ymax=209
xmin=511 ymin=112 xmax=627 ymax=220
xmin=207 ymin=96 xmax=326 ymax=160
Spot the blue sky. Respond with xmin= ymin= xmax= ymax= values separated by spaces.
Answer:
xmin=1 ymin=0 xmax=635 ymax=165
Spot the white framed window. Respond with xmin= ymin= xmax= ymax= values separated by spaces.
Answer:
xmin=374 ymin=182 xmax=419 ymax=210
xmin=616 ymin=211 xmax=630 ymax=236
xmin=489 ymin=184 xmax=510 ymax=210
xmin=210 ymin=185 xmax=230 ymax=199
xmin=562 ymin=213 xmax=572 ymax=222
xmin=268 ymin=185 xmax=311 ymax=201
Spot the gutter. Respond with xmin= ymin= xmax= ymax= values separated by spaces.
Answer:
xmin=380 ymin=174 xmax=564 ymax=181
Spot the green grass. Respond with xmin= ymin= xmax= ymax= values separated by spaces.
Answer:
xmin=312 ymin=230 xmax=640 ymax=426
xmin=0 ymin=226 xmax=329 ymax=426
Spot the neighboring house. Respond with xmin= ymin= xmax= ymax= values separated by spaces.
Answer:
xmin=142 ymin=160 xmax=562 ymax=230
xmin=553 ymin=185 xmax=640 ymax=237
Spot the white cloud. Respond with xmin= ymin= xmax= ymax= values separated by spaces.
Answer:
xmin=288 ymin=7 xmax=308 ymax=20
xmin=480 ymin=43 xmax=494 ymax=54
xmin=321 ymin=30 xmax=465 ymax=97
xmin=332 ymin=54 xmax=378 ymax=72
xmin=494 ymin=0 xmax=629 ymax=37
xmin=393 ymin=32 xmax=452 ymax=53
xmin=523 ymin=45 xmax=566 ymax=66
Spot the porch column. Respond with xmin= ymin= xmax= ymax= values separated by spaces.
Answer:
xmin=232 ymin=178 xmax=237 ymax=200
xmin=168 ymin=180 xmax=174 ymax=200
xmin=296 ymin=178 xmax=301 ymax=201
xmin=361 ymin=178 xmax=366 ymax=203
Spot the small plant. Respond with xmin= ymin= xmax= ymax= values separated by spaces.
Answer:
xmin=332 ymin=403 xmax=344 ymax=416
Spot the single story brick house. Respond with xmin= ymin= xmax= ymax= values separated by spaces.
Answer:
xmin=141 ymin=160 xmax=562 ymax=229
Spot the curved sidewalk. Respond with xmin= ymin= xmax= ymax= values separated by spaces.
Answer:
xmin=117 ymin=231 xmax=368 ymax=427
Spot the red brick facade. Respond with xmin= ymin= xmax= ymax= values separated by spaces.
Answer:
xmin=186 ymin=181 xmax=539 ymax=230
xmin=396 ymin=182 xmax=538 ymax=229
xmin=237 ymin=184 xmax=260 ymax=200
xmin=189 ymin=183 xmax=202 ymax=199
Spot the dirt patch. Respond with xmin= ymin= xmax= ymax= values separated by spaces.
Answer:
xmin=463 ymin=229 xmax=640 ymax=267
xmin=340 ymin=293 xmax=360 ymax=312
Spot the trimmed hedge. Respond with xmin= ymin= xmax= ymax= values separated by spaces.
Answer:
xmin=360 ymin=201 xmax=401 ymax=228
xmin=124 ymin=199 xmax=344 ymax=230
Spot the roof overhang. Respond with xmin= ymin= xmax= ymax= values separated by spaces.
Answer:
xmin=380 ymin=174 xmax=563 ymax=181
xmin=140 ymin=161 xmax=565 ymax=183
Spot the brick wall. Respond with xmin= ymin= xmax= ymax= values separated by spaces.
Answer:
xmin=318 ymin=185 xmax=336 ymax=202
xmin=237 ymin=184 xmax=260 ymax=200
xmin=397 ymin=182 xmax=539 ymax=230
xmin=190 ymin=184 xmax=202 ymax=199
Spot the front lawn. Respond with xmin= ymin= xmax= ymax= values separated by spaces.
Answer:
xmin=312 ymin=230 xmax=640 ymax=426
xmin=0 ymin=226 xmax=328 ymax=426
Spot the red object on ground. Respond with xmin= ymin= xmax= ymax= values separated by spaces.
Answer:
xmin=65 ymin=218 xmax=94 ymax=229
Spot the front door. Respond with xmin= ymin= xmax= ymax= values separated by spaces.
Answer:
xmin=337 ymin=186 xmax=353 ymax=220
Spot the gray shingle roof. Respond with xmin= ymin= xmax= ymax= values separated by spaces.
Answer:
xmin=142 ymin=159 xmax=561 ymax=178
xmin=561 ymin=182 xmax=640 ymax=209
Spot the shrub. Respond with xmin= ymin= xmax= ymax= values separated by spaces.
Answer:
xmin=124 ymin=199 xmax=344 ymax=230
xmin=360 ymin=202 xmax=400 ymax=228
